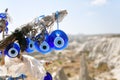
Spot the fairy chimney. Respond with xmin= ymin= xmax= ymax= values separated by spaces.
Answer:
xmin=79 ymin=53 xmax=91 ymax=80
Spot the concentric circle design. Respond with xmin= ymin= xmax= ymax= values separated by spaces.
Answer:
xmin=49 ymin=30 xmax=68 ymax=50
xmin=4 ymin=43 xmax=20 ymax=58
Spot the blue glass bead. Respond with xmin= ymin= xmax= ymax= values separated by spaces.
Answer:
xmin=0 ymin=51 xmax=2 ymax=55
xmin=49 ymin=30 xmax=68 ymax=50
xmin=18 ymin=74 xmax=27 ymax=79
xmin=6 ymin=21 xmax=9 ymax=26
xmin=5 ymin=27 xmax=8 ymax=34
xmin=35 ymin=34 xmax=52 ymax=54
xmin=25 ymin=38 xmax=35 ymax=53
xmin=44 ymin=72 xmax=52 ymax=80
xmin=0 ymin=13 xmax=7 ymax=19
xmin=0 ymin=30 xmax=2 ymax=33
xmin=7 ymin=76 xmax=13 ymax=80
xmin=4 ymin=43 xmax=20 ymax=58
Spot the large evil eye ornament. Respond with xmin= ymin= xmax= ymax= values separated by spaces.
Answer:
xmin=49 ymin=30 xmax=68 ymax=50
xmin=4 ymin=43 xmax=20 ymax=58
xmin=25 ymin=38 xmax=35 ymax=53
xmin=35 ymin=34 xmax=52 ymax=54
xmin=44 ymin=72 xmax=52 ymax=80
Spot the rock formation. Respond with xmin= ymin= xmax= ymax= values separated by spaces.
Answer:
xmin=79 ymin=53 xmax=91 ymax=80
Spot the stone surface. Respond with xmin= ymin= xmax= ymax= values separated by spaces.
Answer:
xmin=79 ymin=53 xmax=91 ymax=80
xmin=53 ymin=68 xmax=68 ymax=80
xmin=0 ymin=55 xmax=46 ymax=80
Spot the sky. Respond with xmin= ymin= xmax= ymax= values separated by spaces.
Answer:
xmin=0 ymin=0 xmax=120 ymax=35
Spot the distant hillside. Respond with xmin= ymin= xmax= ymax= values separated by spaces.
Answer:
xmin=68 ymin=33 xmax=120 ymax=80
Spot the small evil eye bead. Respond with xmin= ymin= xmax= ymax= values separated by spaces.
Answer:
xmin=7 ymin=76 xmax=13 ymax=80
xmin=44 ymin=72 xmax=52 ymax=80
xmin=5 ymin=21 xmax=9 ymax=27
xmin=25 ymin=38 xmax=35 ymax=53
xmin=49 ymin=30 xmax=68 ymax=50
xmin=35 ymin=35 xmax=52 ymax=54
xmin=0 ymin=51 xmax=2 ymax=55
xmin=18 ymin=74 xmax=27 ymax=79
xmin=4 ymin=43 xmax=20 ymax=58
xmin=5 ymin=27 xmax=8 ymax=34
xmin=0 ymin=30 xmax=2 ymax=33
xmin=0 ymin=13 xmax=7 ymax=19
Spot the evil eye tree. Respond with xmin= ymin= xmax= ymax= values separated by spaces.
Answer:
xmin=0 ymin=9 xmax=68 ymax=80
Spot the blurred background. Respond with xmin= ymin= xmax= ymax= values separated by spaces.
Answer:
xmin=0 ymin=0 xmax=120 ymax=80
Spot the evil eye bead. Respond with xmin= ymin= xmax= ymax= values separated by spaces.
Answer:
xmin=5 ymin=21 xmax=9 ymax=26
xmin=49 ymin=30 xmax=68 ymax=50
xmin=44 ymin=72 xmax=52 ymax=80
xmin=5 ymin=26 xmax=8 ymax=34
xmin=35 ymin=35 xmax=52 ymax=54
xmin=18 ymin=74 xmax=27 ymax=79
xmin=54 ymin=36 xmax=64 ymax=48
xmin=0 ymin=51 xmax=2 ymax=55
xmin=4 ymin=43 xmax=20 ymax=58
xmin=25 ymin=38 xmax=35 ymax=53
xmin=0 ymin=30 xmax=2 ymax=33
xmin=0 ymin=13 xmax=6 ymax=19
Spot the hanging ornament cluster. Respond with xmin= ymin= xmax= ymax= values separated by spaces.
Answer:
xmin=0 ymin=9 xmax=68 ymax=80
xmin=0 ymin=10 xmax=68 ymax=58
xmin=0 ymin=12 xmax=9 ymax=34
